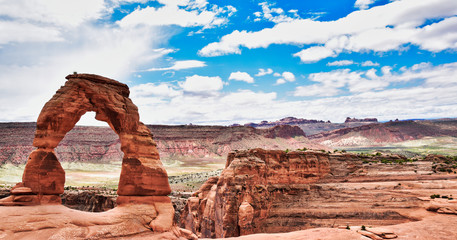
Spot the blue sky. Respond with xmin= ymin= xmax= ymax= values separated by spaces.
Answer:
xmin=0 ymin=0 xmax=457 ymax=125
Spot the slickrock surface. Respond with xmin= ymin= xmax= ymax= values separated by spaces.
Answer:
xmin=0 ymin=203 xmax=196 ymax=240
xmin=181 ymin=149 xmax=457 ymax=238
xmin=229 ymin=214 xmax=457 ymax=240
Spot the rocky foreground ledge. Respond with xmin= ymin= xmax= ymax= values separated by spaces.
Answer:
xmin=0 ymin=203 xmax=196 ymax=240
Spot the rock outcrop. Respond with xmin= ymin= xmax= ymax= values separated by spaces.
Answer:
xmin=62 ymin=191 xmax=117 ymax=212
xmin=243 ymin=117 xmax=327 ymax=128
xmin=180 ymin=149 xmax=457 ymax=238
xmin=0 ymin=204 xmax=196 ymax=240
xmin=240 ymin=116 xmax=384 ymax=136
xmin=0 ymin=74 xmax=181 ymax=236
xmin=180 ymin=149 xmax=331 ymax=238
xmin=345 ymin=117 xmax=378 ymax=123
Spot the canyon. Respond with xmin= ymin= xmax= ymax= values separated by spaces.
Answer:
xmin=2 ymin=149 xmax=457 ymax=239
xmin=0 ymin=122 xmax=323 ymax=168
xmin=180 ymin=149 xmax=457 ymax=238
xmin=3 ymin=118 xmax=456 ymax=168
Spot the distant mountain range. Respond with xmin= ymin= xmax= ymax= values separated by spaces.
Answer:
xmin=237 ymin=116 xmax=379 ymax=135
xmin=0 ymin=123 xmax=324 ymax=165
xmin=309 ymin=118 xmax=457 ymax=148
xmin=1 ymin=117 xmax=456 ymax=165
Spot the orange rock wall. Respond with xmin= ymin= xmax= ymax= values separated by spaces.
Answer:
xmin=180 ymin=149 xmax=330 ymax=238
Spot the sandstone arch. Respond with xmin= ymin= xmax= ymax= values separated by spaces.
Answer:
xmin=0 ymin=74 xmax=197 ymax=237
xmin=3 ymin=74 xmax=171 ymax=203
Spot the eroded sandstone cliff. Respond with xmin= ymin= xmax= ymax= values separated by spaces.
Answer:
xmin=180 ymin=149 xmax=331 ymax=238
xmin=180 ymin=149 xmax=457 ymax=238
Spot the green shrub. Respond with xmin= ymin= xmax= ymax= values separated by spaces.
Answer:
xmin=381 ymin=158 xmax=392 ymax=164
xmin=361 ymin=225 xmax=366 ymax=231
xmin=430 ymin=194 xmax=440 ymax=199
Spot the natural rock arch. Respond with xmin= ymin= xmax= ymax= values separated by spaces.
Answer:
xmin=4 ymin=74 xmax=171 ymax=204
xmin=0 ymin=74 xmax=199 ymax=237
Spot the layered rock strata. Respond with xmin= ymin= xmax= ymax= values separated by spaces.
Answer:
xmin=180 ymin=149 xmax=457 ymax=238
xmin=180 ymin=149 xmax=331 ymax=238
xmin=0 ymin=122 xmax=322 ymax=165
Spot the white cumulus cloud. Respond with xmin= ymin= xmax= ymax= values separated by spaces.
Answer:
xmin=0 ymin=0 xmax=108 ymax=28
xmin=179 ymin=75 xmax=224 ymax=94
xmin=125 ymin=62 xmax=457 ymax=125
xmin=275 ymin=71 xmax=295 ymax=85
xmin=256 ymin=2 xmax=299 ymax=23
xmin=144 ymin=60 xmax=206 ymax=71
xmin=117 ymin=0 xmax=236 ymax=29
xmin=361 ymin=60 xmax=380 ymax=66
xmin=327 ymin=60 xmax=354 ymax=66
xmin=354 ymin=0 xmax=376 ymax=10
xmin=293 ymin=46 xmax=336 ymax=63
xmin=228 ymin=71 xmax=254 ymax=83
xmin=255 ymin=68 xmax=273 ymax=76
xmin=130 ymin=83 xmax=181 ymax=98
xmin=199 ymin=0 xmax=457 ymax=62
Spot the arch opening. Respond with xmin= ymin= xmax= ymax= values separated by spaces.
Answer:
xmin=58 ymin=112 xmax=122 ymax=189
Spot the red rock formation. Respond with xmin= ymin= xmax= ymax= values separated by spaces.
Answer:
xmin=0 ymin=73 xmax=175 ymax=234
xmin=243 ymin=117 xmax=326 ymax=128
xmin=262 ymin=125 xmax=306 ymax=138
xmin=0 ymin=204 xmax=197 ymax=239
xmin=180 ymin=149 xmax=331 ymax=238
xmin=345 ymin=117 xmax=378 ymax=123
xmin=180 ymin=149 xmax=457 ymax=238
